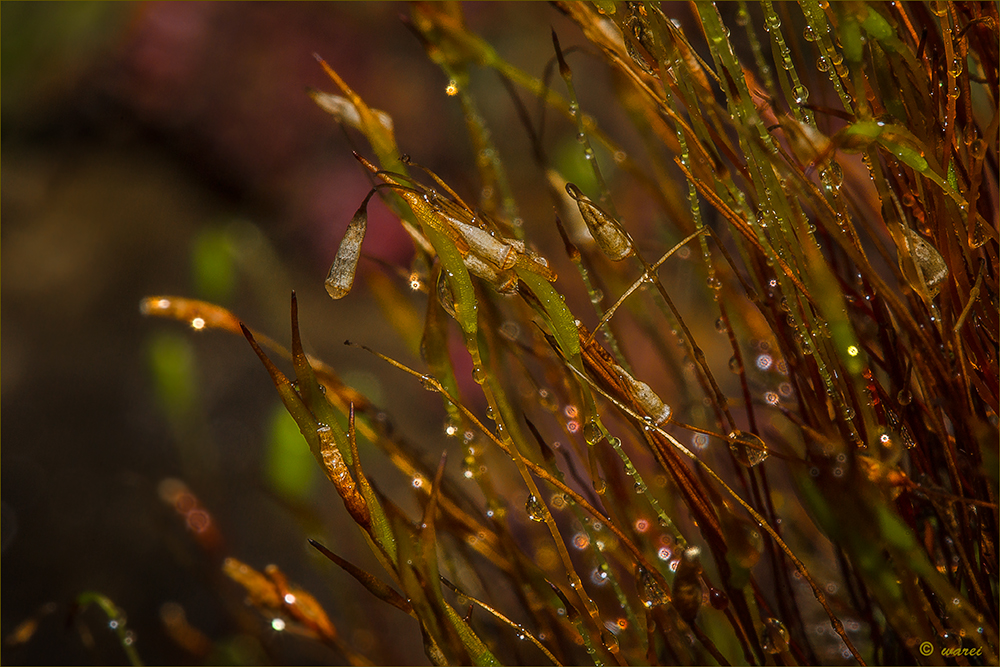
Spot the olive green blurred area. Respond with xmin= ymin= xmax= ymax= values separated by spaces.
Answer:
xmin=1 ymin=3 xmax=566 ymax=663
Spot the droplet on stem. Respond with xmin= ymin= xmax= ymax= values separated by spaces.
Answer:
xmin=728 ymin=430 xmax=768 ymax=467
xmin=525 ymin=494 xmax=545 ymax=522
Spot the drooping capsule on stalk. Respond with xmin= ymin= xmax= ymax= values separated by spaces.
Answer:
xmin=308 ymin=90 xmax=394 ymax=134
xmin=449 ymin=218 xmax=520 ymax=270
xmin=461 ymin=252 xmax=518 ymax=294
xmin=565 ymin=183 xmax=633 ymax=261
xmin=325 ymin=192 xmax=375 ymax=300
xmin=901 ymin=227 xmax=948 ymax=297
xmin=672 ymin=546 xmax=703 ymax=624
xmin=612 ymin=363 xmax=671 ymax=424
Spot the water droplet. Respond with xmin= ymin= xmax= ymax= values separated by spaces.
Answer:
xmin=419 ymin=375 xmax=437 ymax=391
xmin=729 ymin=356 xmax=743 ymax=373
xmin=970 ymin=138 xmax=987 ymax=160
xmin=897 ymin=389 xmax=912 ymax=406
xmin=715 ymin=317 xmax=727 ymax=333
xmin=636 ymin=567 xmax=669 ymax=608
xmin=803 ymin=26 xmax=820 ymax=41
xmin=729 ymin=430 xmax=768 ymax=467
xmin=583 ymin=421 xmax=602 ymax=445
xmin=709 ymin=588 xmax=729 ymax=610
xmin=472 ymin=366 xmax=487 ymax=384
xmin=525 ymin=494 xmax=545 ymax=522
xmin=793 ymin=84 xmax=809 ymax=104
xmin=761 ymin=617 xmax=789 ymax=654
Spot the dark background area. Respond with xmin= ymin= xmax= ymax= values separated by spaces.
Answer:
xmin=1 ymin=2 xmax=607 ymax=664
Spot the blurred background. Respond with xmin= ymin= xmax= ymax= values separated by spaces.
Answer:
xmin=1 ymin=2 xmax=643 ymax=664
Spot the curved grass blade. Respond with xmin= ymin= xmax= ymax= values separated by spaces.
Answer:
xmin=308 ymin=539 xmax=413 ymax=617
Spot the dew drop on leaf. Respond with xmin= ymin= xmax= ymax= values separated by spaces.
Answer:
xmin=525 ymin=494 xmax=545 ymax=522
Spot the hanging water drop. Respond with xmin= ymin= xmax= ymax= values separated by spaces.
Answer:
xmin=728 ymin=430 xmax=768 ymax=467
xmin=760 ymin=617 xmax=789 ymax=654
xmin=636 ymin=567 xmax=669 ymax=608
xmin=525 ymin=494 xmax=545 ymax=522
xmin=709 ymin=588 xmax=729 ymax=610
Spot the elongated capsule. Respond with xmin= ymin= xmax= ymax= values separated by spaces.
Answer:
xmin=462 ymin=252 xmax=518 ymax=294
xmin=325 ymin=201 xmax=368 ymax=300
xmin=450 ymin=218 xmax=520 ymax=270
xmin=565 ymin=183 xmax=633 ymax=261
xmin=672 ymin=546 xmax=703 ymax=624
xmin=902 ymin=227 xmax=948 ymax=297
xmin=308 ymin=90 xmax=394 ymax=134
xmin=612 ymin=363 xmax=671 ymax=424
xmin=779 ymin=115 xmax=833 ymax=168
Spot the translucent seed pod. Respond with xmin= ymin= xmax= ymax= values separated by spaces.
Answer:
xmin=779 ymin=115 xmax=833 ymax=167
xmin=902 ymin=227 xmax=948 ymax=297
xmin=325 ymin=197 xmax=370 ymax=300
xmin=565 ymin=183 xmax=633 ymax=261
xmin=308 ymin=91 xmax=394 ymax=134
xmin=450 ymin=219 xmax=518 ymax=270
xmin=612 ymin=363 xmax=671 ymax=424
xmin=672 ymin=546 xmax=703 ymax=624
xmin=461 ymin=253 xmax=518 ymax=294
